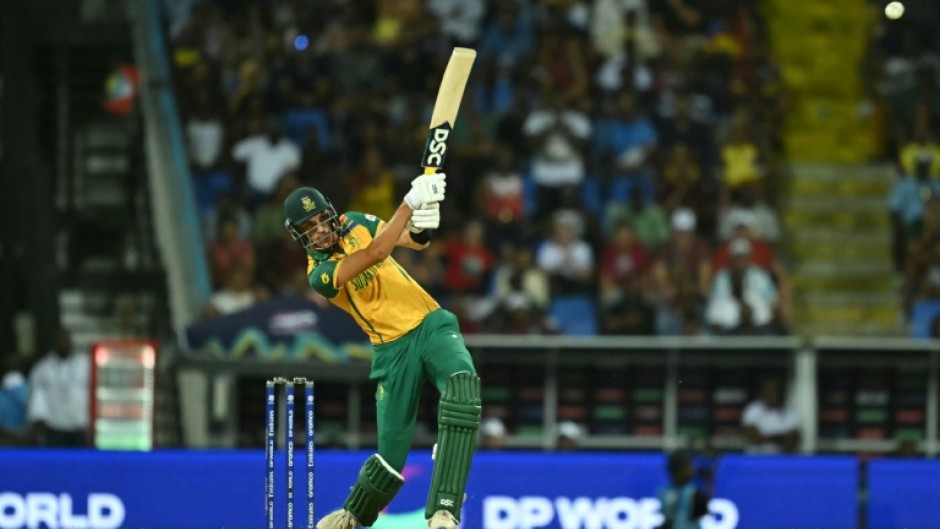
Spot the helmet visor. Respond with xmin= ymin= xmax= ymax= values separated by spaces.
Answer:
xmin=286 ymin=209 xmax=339 ymax=252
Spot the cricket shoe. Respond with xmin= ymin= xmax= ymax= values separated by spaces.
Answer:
xmin=316 ymin=509 xmax=359 ymax=529
xmin=427 ymin=509 xmax=458 ymax=529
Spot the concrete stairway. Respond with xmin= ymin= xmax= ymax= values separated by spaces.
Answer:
xmin=763 ymin=0 xmax=878 ymax=163
xmin=763 ymin=0 xmax=903 ymax=335
xmin=784 ymin=164 xmax=904 ymax=336
xmin=48 ymin=51 xmax=180 ymax=444
xmin=59 ymin=289 xmax=156 ymax=354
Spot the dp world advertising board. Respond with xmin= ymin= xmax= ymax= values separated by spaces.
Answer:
xmin=0 ymin=450 xmax=876 ymax=529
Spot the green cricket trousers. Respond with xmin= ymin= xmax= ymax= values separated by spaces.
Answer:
xmin=369 ymin=308 xmax=476 ymax=471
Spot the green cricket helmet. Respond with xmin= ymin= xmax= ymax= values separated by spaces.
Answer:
xmin=283 ymin=186 xmax=340 ymax=252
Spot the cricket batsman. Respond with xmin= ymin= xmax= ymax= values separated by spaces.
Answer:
xmin=283 ymin=172 xmax=480 ymax=529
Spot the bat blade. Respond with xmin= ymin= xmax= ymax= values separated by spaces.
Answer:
xmin=421 ymin=47 xmax=476 ymax=174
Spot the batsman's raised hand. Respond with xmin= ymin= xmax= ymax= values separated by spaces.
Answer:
xmin=404 ymin=172 xmax=446 ymax=210
xmin=409 ymin=203 xmax=440 ymax=232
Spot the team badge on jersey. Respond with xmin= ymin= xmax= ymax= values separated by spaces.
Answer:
xmin=320 ymin=272 xmax=330 ymax=284
xmin=348 ymin=236 xmax=360 ymax=249
xmin=301 ymin=196 xmax=316 ymax=211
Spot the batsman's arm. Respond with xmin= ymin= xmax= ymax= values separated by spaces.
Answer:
xmin=397 ymin=229 xmax=431 ymax=250
xmin=397 ymin=205 xmax=436 ymax=249
xmin=333 ymin=202 xmax=413 ymax=286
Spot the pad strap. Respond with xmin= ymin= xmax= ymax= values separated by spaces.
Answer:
xmin=344 ymin=454 xmax=405 ymax=526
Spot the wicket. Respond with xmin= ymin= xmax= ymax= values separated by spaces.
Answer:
xmin=266 ymin=377 xmax=315 ymax=529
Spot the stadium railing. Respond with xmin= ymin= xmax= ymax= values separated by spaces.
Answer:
xmin=127 ymin=0 xmax=211 ymax=333
xmin=177 ymin=335 xmax=940 ymax=455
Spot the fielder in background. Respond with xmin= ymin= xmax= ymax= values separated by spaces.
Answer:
xmin=656 ymin=451 xmax=710 ymax=529
xmin=283 ymin=174 xmax=481 ymax=529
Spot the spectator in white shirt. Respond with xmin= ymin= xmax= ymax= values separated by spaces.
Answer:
xmin=536 ymin=212 xmax=595 ymax=296
xmin=479 ymin=417 xmax=508 ymax=450
xmin=492 ymin=245 xmax=551 ymax=312
xmin=718 ymin=187 xmax=783 ymax=243
xmin=523 ymin=93 xmax=592 ymax=220
xmin=741 ymin=377 xmax=801 ymax=454
xmin=426 ymin=0 xmax=486 ymax=44
xmin=232 ymin=117 xmax=301 ymax=207
xmin=555 ymin=420 xmax=585 ymax=451
xmin=27 ymin=328 xmax=89 ymax=447
xmin=705 ymin=238 xmax=779 ymax=335
xmin=186 ymin=91 xmax=224 ymax=171
xmin=202 ymin=266 xmax=265 ymax=318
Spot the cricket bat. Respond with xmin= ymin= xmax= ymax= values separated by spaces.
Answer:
xmin=421 ymin=47 xmax=476 ymax=175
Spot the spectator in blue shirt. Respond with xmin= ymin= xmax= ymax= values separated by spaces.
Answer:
xmin=889 ymin=153 xmax=940 ymax=270
xmin=600 ymin=93 xmax=658 ymax=205
xmin=0 ymin=355 xmax=30 ymax=445
xmin=478 ymin=4 xmax=534 ymax=68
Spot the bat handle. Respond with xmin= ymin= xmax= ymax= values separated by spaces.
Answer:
xmin=423 ymin=167 xmax=438 ymax=175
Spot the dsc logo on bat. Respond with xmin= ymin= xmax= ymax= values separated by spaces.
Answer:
xmin=424 ymin=126 xmax=451 ymax=167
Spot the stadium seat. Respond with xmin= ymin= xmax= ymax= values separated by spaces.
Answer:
xmin=549 ymin=296 xmax=598 ymax=336
xmin=580 ymin=177 xmax=603 ymax=213
xmin=283 ymin=108 xmax=331 ymax=151
xmin=910 ymin=299 xmax=940 ymax=338
xmin=191 ymin=169 xmax=233 ymax=216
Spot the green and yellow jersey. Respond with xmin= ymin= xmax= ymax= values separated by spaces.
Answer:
xmin=306 ymin=211 xmax=439 ymax=344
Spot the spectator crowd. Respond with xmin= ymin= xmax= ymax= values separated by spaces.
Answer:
xmin=170 ymin=0 xmax=790 ymax=337
xmin=875 ymin=1 xmax=940 ymax=337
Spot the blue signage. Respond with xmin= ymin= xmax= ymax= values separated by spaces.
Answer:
xmin=0 ymin=450 xmax=862 ymax=529
xmin=183 ymin=295 xmax=371 ymax=361
xmin=868 ymin=459 xmax=940 ymax=529
xmin=712 ymin=455 xmax=858 ymax=529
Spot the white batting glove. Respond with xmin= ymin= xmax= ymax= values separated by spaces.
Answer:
xmin=409 ymin=203 xmax=440 ymax=232
xmin=403 ymin=173 xmax=446 ymax=210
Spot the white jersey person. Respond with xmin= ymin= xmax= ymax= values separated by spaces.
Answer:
xmin=742 ymin=377 xmax=801 ymax=453
xmin=27 ymin=327 xmax=89 ymax=447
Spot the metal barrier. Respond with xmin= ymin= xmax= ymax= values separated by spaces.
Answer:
xmin=463 ymin=335 xmax=939 ymax=455
xmin=177 ymin=335 xmax=940 ymax=455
